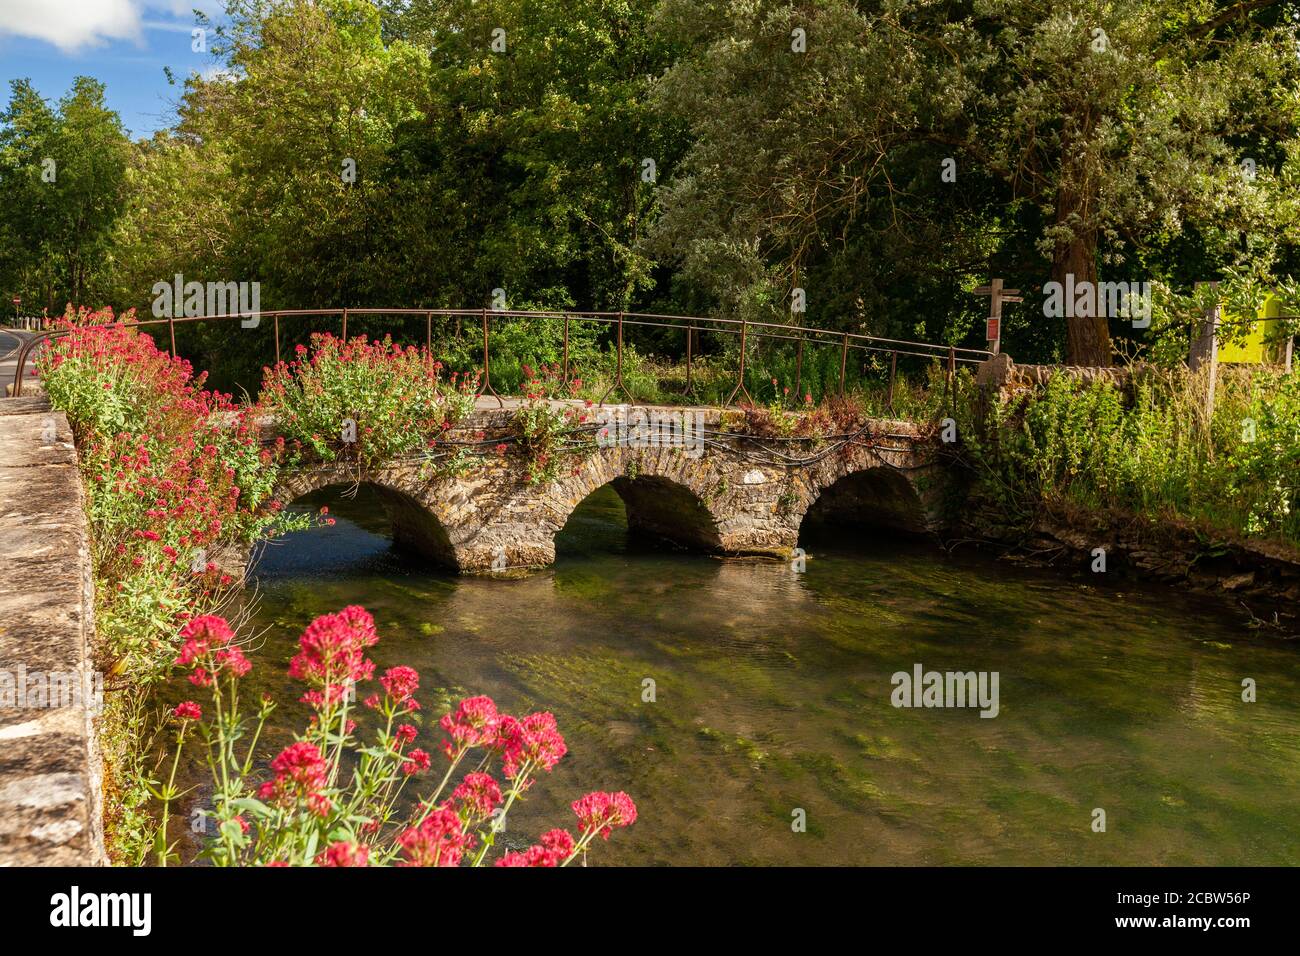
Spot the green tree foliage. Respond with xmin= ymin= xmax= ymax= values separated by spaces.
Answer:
xmin=649 ymin=0 xmax=1300 ymax=365
xmin=0 ymin=78 xmax=130 ymax=312
xmin=6 ymin=0 xmax=1300 ymax=373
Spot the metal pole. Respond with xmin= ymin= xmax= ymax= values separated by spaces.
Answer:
xmin=274 ymin=313 xmax=281 ymax=364
xmin=794 ymin=335 xmax=804 ymax=398
xmin=683 ymin=319 xmax=694 ymax=395
xmin=838 ymin=333 xmax=848 ymax=396
xmin=887 ymin=349 xmax=897 ymax=412
xmin=341 ymin=308 xmax=348 ymax=342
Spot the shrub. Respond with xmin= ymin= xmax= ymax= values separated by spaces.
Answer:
xmin=260 ymin=333 xmax=479 ymax=468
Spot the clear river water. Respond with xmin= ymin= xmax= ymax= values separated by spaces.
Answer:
xmin=233 ymin=483 xmax=1300 ymax=865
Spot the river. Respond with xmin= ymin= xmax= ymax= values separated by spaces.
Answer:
xmin=233 ymin=483 xmax=1300 ymax=865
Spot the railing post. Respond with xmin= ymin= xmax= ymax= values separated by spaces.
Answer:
xmin=946 ymin=344 xmax=956 ymax=411
xmin=794 ymin=335 xmax=804 ymax=398
xmin=683 ymin=319 xmax=694 ymax=395
xmin=341 ymin=308 xmax=348 ymax=342
xmin=479 ymin=307 xmax=501 ymax=406
xmin=887 ymin=349 xmax=897 ymax=413
xmin=838 ymin=332 xmax=848 ymax=396
xmin=426 ymin=311 xmax=432 ymax=354
xmin=724 ymin=319 xmax=753 ymax=406
xmin=599 ymin=311 xmax=631 ymax=405
xmin=274 ymin=313 xmax=281 ymax=365
xmin=562 ymin=313 xmax=570 ymax=383
xmin=168 ymin=314 xmax=177 ymax=357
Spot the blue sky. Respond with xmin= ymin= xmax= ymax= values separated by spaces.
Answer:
xmin=0 ymin=1 xmax=227 ymax=139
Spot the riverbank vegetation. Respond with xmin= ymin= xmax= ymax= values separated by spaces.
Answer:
xmin=36 ymin=309 xmax=301 ymax=861
xmin=956 ymin=365 xmax=1300 ymax=552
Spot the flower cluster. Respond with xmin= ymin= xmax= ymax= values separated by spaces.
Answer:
xmin=260 ymin=332 xmax=479 ymax=468
xmin=164 ymin=606 xmax=637 ymax=868
xmin=36 ymin=307 xmax=301 ymax=680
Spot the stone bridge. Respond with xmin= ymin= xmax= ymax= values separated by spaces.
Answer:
xmin=268 ymin=402 xmax=956 ymax=573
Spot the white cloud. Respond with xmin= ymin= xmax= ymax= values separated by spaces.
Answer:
xmin=0 ymin=0 xmax=143 ymax=51
xmin=0 ymin=0 xmax=222 ymax=53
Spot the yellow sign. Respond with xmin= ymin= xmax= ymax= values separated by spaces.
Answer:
xmin=1218 ymin=295 xmax=1284 ymax=364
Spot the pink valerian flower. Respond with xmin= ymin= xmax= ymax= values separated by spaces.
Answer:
xmin=499 ymin=711 xmax=567 ymax=780
xmin=215 ymin=646 xmax=252 ymax=677
xmin=494 ymin=828 xmax=576 ymax=867
xmin=396 ymin=808 xmax=473 ymax=867
xmin=173 ymin=700 xmax=201 ymax=721
xmin=174 ymin=613 xmax=236 ymax=667
xmin=315 ymin=841 xmax=369 ymax=867
xmin=402 ymin=748 xmax=432 ymax=776
xmin=496 ymin=827 xmax=578 ymax=867
xmin=288 ymin=606 xmax=378 ymax=691
xmin=380 ymin=665 xmax=419 ymax=705
xmin=257 ymin=741 xmax=331 ymax=816
xmin=394 ymin=724 xmax=418 ymax=746
xmin=452 ymin=772 xmax=503 ymax=818
xmin=439 ymin=695 xmax=501 ymax=757
xmin=572 ymin=791 xmax=637 ymax=841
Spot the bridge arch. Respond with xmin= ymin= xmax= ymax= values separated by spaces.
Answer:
xmin=796 ymin=464 xmax=931 ymax=540
xmin=272 ymin=472 xmax=457 ymax=569
xmin=544 ymin=449 xmax=726 ymax=554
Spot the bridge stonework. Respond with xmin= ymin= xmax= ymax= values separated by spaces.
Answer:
xmin=268 ymin=407 xmax=953 ymax=574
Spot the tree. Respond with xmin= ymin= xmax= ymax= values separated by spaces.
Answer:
xmin=0 ymin=77 xmax=129 ymax=312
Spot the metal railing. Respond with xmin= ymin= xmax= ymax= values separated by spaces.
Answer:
xmin=8 ymin=307 xmax=993 ymax=404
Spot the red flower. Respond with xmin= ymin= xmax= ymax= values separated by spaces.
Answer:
xmin=499 ymin=711 xmax=567 ymax=779
xmin=257 ymin=741 xmax=331 ymax=815
xmin=173 ymin=700 xmax=201 ymax=721
xmin=439 ymin=695 xmax=501 ymax=756
xmin=452 ymin=772 xmax=502 ymax=818
xmin=572 ymin=791 xmax=637 ymax=840
xmin=316 ymin=841 xmax=368 ymax=867
xmin=289 ymin=606 xmax=378 ymax=693
xmin=380 ymin=665 xmax=419 ymax=703
xmin=402 ymin=748 xmax=432 ymax=776
xmin=396 ymin=808 xmax=472 ymax=867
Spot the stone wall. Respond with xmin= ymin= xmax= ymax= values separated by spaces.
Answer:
xmin=0 ymin=397 xmax=106 ymax=865
xmin=269 ymin=405 xmax=952 ymax=573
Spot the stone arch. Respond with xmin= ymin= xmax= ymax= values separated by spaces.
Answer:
xmin=546 ymin=448 xmax=726 ymax=554
xmin=272 ymin=470 xmax=457 ymax=569
xmin=795 ymin=463 xmax=934 ymax=541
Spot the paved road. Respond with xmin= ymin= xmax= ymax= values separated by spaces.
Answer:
xmin=0 ymin=328 xmax=40 ymax=395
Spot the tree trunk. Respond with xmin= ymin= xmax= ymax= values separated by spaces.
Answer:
xmin=1053 ymin=190 xmax=1111 ymax=367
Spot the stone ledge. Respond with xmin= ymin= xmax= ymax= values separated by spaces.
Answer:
xmin=0 ymin=396 xmax=105 ymax=866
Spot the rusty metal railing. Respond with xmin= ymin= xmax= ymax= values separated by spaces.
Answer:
xmin=8 ymin=307 xmax=992 ymax=403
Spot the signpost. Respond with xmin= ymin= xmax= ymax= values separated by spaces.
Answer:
xmin=973 ymin=279 xmax=1022 ymax=355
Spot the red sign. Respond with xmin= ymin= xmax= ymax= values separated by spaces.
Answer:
xmin=986 ymin=318 xmax=1000 ymax=341
xmin=11 ymin=297 xmax=19 ymax=305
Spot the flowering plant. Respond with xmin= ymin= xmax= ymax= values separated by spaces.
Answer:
xmin=512 ymin=362 xmax=595 ymax=484
xmin=163 ymin=606 xmax=636 ymax=866
xmin=260 ymin=333 xmax=479 ymax=468
xmin=38 ymin=308 xmax=300 ymax=678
